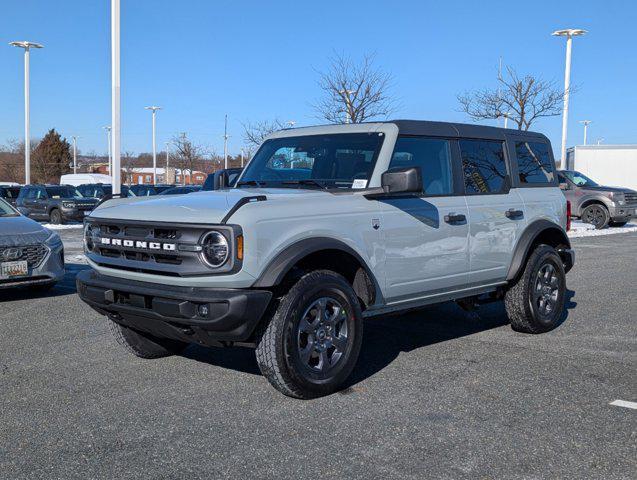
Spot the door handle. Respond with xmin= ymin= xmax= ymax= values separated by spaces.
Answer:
xmin=444 ymin=213 xmax=466 ymax=224
xmin=505 ymin=209 xmax=524 ymax=219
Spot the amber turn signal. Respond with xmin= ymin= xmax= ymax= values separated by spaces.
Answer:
xmin=236 ymin=235 xmax=244 ymax=260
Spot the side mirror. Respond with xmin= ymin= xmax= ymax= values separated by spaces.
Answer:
xmin=559 ymin=182 xmax=569 ymax=191
xmin=381 ymin=167 xmax=423 ymax=194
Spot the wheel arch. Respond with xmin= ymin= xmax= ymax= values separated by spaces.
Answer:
xmin=578 ymin=197 xmax=610 ymax=216
xmin=506 ymin=220 xmax=572 ymax=282
xmin=252 ymin=237 xmax=384 ymax=309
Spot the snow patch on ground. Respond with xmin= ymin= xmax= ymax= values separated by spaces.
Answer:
xmin=66 ymin=254 xmax=88 ymax=264
xmin=568 ymin=221 xmax=637 ymax=238
xmin=42 ymin=223 xmax=83 ymax=230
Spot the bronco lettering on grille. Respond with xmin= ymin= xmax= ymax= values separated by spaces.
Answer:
xmin=99 ymin=237 xmax=176 ymax=251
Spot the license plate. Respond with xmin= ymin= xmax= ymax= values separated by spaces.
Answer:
xmin=1 ymin=260 xmax=28 ymax=278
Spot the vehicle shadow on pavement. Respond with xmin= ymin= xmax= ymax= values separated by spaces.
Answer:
xmin=168 ymin=290 xmax=577 ymax=388
xmin=183 ymin=344 xmax=261 ymax=375
xmin=0 ymin=263 xmax=90 ymax=302
xmin=343 ymin=288 xmax=578 ymax=390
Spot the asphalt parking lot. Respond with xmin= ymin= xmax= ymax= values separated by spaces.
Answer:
xmin=1 ymin=228 xmax=635 ymax=479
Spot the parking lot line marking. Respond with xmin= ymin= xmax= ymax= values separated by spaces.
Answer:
xmin=609 ymin=400 xmax=637 ymax=410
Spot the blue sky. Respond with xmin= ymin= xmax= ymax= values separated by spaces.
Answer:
xmin=0 ymin=0 xmax=635 ymax=156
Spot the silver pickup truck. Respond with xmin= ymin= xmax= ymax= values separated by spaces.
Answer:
xmin=77 ymin=120 xmax=574 ymax=399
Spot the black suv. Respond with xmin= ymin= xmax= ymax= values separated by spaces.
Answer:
xmin=129 ymin=184 xmax=175 ymax=196
xmin=202 ymin=168 xmax=243 ymax=191
xmin=17 ymin=185 xmax=99 ymax=224
xmin=0 ymin=185 xmax=21 ymax=207
xmin=77 ymin=183 xmax=134 ymax=199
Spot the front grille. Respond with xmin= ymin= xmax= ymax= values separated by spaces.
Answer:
xmin=85 ymin=219 xmax=237 ymax=276
xmin=0 ymin=244 xmax=49 ymax=268
xmin=75 ymin=203 xmax=96 ymax=210
xmin=623 ymin=192 xmax=637 ymax=205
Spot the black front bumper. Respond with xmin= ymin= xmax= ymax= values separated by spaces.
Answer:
xmin=77 ymin=270 xmax=272 ymax=345
xmin=61 ymin=208 xmax=92 ymax=221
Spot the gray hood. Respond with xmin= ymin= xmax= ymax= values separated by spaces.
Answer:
xmin=0 ymin=215 xmax=50 ymax=246
xmin=90 ymin=188 xmax=330 ymax=224
xmin=581 ymin=185 xmax=636 ymax=194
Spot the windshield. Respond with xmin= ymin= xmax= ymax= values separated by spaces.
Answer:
xmin=238 ymin=133 xmax=385 ymax=189
xmin=562 ymin=170 xmax=599 ymax=187
xmin=46 ymin=186 xmax=83 ymax=198
xmin=0 ymin=187 xmax=20 ymax=199
xmin=0 ymin=198 xmax=18 ymax=217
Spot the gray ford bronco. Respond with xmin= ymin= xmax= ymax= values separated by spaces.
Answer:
xmin=77 ymin=121 xmax=574 ymax=399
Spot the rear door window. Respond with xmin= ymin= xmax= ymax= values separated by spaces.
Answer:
xmin=459 ymin=139 xmax=508 ymax=194
xmin=515 ymin=141 xmax=555 ymax=184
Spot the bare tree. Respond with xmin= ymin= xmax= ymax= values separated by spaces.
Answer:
xmin=121 ymin=151 xmax=138 ymax=185
xmin=314 ymin=53 xmax=394 ymax=124
xmin=0 ymin=139 xmax=38 ymax=183
xmin=458 ymin=66 xmax=566 ymax=131
xmin=0 ymin=139 xmax=27 ymax=183
xmin=171 ymin=133 xmax=206 ymax=183
xmin=242 ymin=119 xmax=286 ymax=150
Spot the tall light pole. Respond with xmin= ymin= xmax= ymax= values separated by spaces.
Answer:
xmin=9 ymin=41 xmax=43 ymax=185
xmin=579 ymin=120 xmax=591 ymax=145
xmin=145 ymin=106 xmax=161 ymax=184
xmin=165 ymin=141 xmax=170 ymax=168
xmin=499 ymin=112 xmax=512 ymax=129
xmin=223 ymin=114 xmax=229 ymax=169
xmin=103 ymin=126 xmax=112 ymax=174
xmin=553 ymin=28 xmax=587 ymax=169
xmin=240 ymin=148 xmax=245 ymax=168
xmin=71 ymin=136 xmax=80 ymax=174
xmin=111 ymin=0 xmax=121 ymax=194
xmin=339 ymin=89 xmax=355 ymax=123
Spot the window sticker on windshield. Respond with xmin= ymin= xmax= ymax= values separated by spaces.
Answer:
xmin=352 ymin=179 xmax=368 ymax=189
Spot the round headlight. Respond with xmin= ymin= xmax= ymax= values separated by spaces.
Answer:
xmin=201 ymin=231 xmax=229 ymax=267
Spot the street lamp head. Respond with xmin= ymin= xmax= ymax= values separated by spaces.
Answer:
xmin=9 ymin=41 xmax=44 ymax=49
xmin=103 ymin=125 xmax=112 ymax=131
xmin=552 ymin=29 xmax=587 ymax=37
xmin=145 ymin=106 xmax=162 ymax=111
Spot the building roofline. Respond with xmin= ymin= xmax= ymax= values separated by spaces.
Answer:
xmin=569 ymin=144 xmax=637 ymax=150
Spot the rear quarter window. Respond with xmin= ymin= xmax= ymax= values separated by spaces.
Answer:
xmin=459 ymin=139 xmax=508 ymax=194
xmin=515 ymin=141 xmax=555 ymax=185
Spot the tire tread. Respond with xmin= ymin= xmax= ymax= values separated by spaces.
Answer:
xmin=505 ymin=244 xmax=566 ymax=334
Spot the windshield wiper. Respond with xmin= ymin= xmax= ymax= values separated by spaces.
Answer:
xmin=281 ymin=179 xmax=329 ymax=190
xmin=236 ymin=179 xmax=264 ymax=188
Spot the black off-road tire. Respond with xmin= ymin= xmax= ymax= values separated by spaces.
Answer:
xmin=581 ymin=204 xmax=609 ymax=229
xmin=504 ymin=244 xmax=566 ymax=334
xmin=49 ymin=208 xmax=63 ymax=225
xmin=108 ymin=320 xmax=188 ymax=359
xmin=255 ymin=270 xmax=363 ymax=399
xmin=609 ymin=220 xmax=628 ymax=227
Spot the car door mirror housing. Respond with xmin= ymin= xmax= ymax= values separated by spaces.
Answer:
xmin=381 ymin=167 xmax=423 ymax=194
xmin=559 ymin=182 xmax=569 ymax=190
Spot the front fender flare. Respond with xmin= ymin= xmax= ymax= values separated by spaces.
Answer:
xmin=252 ymin=237 xmax=383 ymax=303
